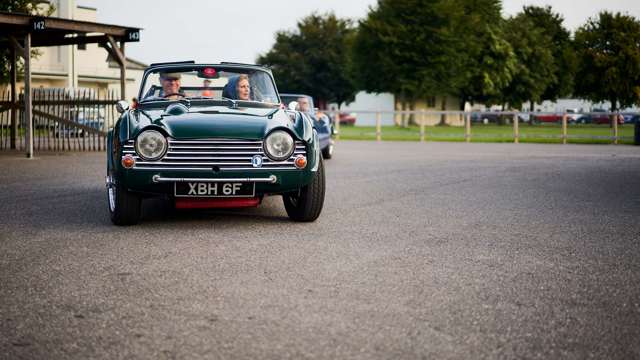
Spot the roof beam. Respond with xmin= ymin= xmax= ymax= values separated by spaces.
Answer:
xmin=104 ymin=35 xmax=125 ymax=66
xmin=0 ymin=12 xmax=139 ymax=37
xmin=8 ymin=36 xmax=24 ymax=56
xmin=32 ymin=34 xmax=110 ymax=47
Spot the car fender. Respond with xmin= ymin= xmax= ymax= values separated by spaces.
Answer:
xmin=107 ymin=129 xmax=115 ymax=172
xmin=291 ymin=111 xmax=314 ymax=142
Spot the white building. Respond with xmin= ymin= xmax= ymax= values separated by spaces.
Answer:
xmin=334 ymin=92 xmax=468 ymax=127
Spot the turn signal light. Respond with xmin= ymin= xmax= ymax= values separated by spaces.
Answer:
xmin=121 ymin=154 xmax=135 ymax=168
xmin=294 ymin=155 xmax=307 ymax=169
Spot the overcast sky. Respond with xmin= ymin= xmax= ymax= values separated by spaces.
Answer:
xmin=79 ymin=0 xmax=640 ymax=65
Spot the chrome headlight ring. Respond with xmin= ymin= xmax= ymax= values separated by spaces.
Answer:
xmin=135 ymin=129 xmax=168 ymax=161
xmin=263 ymin=130 xmax=295 ymax=161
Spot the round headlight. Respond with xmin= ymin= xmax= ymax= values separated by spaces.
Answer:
xmin=264 ymin=130 xmax=294 ymax=161
xmin=135 ymin=130 xmax=167 ymax=160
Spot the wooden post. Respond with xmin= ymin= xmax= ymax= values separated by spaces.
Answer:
xmin=562 ymin=113 xmax=568 ymax=145
xmin=119 ymin=41 xmax=126 ymax=100
xmin=106 ymin=36 xmax=127 ymax=100
xmin=513 ymin=112 xmax=519 ymax=144
xmin=375 ymin=111 xmax=381 ymax=142
xmin=465 ymin=112 xmax=471 ymax=143
xmin=612 ymin=113 xmax=618 ymax=145
xmin=334 ymin=110 xmax=340 ymax=141
xmin=419 ymin=110 xmax=425 ymax=142
xmin=10 ymin=45 xmax=17 ymax=150
xmin=24 ymin=33 xmax=33 ymax=158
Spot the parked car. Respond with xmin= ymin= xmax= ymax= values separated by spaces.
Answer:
xmin=281 ymin=93 xmax=335 ymax=159
xmin=575 ymin=112 xmax=624 ymax=125
xmin=106 ymin=61 xmax=325 ymax=225
xmin=471 ymin=112 xmax=526 ymax=124
xmin=530 ymin=110 xmax=582 ymax=124
xmin=565 ymin=109 xmax=582 ymax=123
xmin=54 ymin=109 xmax=105 ymax=137
xmin=531 ymin=113 xmax=563 ymax=123
xmin=337 ymin=112 xmax=357 ymax=126
xmin=622 ymin=113 xmax=638 ymax=124
xmin=628 ymin=114 xmax=640 ymax=124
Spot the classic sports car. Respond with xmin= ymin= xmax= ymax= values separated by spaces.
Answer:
xmin=106 ymin=61 xmax=325 ymax=225
xmin=280 ymin=94 xmax=335 ymax=159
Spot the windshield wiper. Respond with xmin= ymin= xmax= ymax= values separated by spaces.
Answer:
xmin=221 ymin=97 xmax=238 ymax=109
xmin=140 ymin=98 xmax=168 ymax=104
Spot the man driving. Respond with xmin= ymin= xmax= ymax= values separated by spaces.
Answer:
xmin=159 ymin=72 xmax=183 ymax=99
xmin=296 ymin=96 xmax=311 ymax=113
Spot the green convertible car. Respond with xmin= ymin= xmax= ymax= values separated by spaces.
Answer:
xmin=106 ymin=61 xmax=325 ymax=225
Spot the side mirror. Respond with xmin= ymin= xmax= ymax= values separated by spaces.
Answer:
xmin=116 ymin=100 xmax=129 ymax=114
xmin=287 ymin=101 xmax=299 ymax=111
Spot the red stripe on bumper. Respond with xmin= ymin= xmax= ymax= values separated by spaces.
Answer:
xmin=175 ymin=197 xmax=261 ymax=209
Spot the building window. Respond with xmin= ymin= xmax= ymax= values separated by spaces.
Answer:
xmin=426 ymin=96 xmax=436 ymax=108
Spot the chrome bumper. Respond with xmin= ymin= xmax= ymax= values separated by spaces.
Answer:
xmin=151 ymin=175 xmax=278 ymax=184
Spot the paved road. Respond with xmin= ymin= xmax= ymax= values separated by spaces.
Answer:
xmin=1 ymin=142 xmax=639 ymax=359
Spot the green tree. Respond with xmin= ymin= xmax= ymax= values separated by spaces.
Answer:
xmin=352 ymin=0 xmax=463 ymax=103
xmin=521 ymin=5 xmax=575 ymax=105
xmin=257 ymin=13 xmax=357 ymax=109
xmin=452 ymin=0 xmax=517 ymax=109
xmin=502 ymin=15 xmax=556 ymax=110
xmin=352 ymin=0 xmax=518 ymax=123
xmin=352 ymin=0 xmax=471 ymax=126
xmin=0 ymin=1 xmax=55 ymax=84
xmin=574 ymin=12 xmax=640 ymax=111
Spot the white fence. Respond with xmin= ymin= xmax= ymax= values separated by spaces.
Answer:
xmin=328 ymin=110 xmax=637 ymax=145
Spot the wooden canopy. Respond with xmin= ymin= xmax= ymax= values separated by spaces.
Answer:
xmin=0 ymin=11 xmax=141 ymax=158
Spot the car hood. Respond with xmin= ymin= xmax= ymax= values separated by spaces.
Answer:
xmin=130 ymin=106 xmax=302 ymax=140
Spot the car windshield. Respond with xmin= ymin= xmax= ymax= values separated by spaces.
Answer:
xmin=139 ymin=66 xmax=280 ymax=105
xmin=281 ymin=94 xmax=314 ymax=113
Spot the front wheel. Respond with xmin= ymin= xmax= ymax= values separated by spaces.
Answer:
xmin=322 ymin=142 xmax=334 ymax=159
xmin=107 ymin=173 xmax=141 ymax=225
xmin=283 ymin=158 xmax=325 ymax=222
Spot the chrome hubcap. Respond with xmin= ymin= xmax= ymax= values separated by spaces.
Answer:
xmin=108 ymin=187 xmax=116 ymax=212
xmin=107 ymin=175 xmax=116 ymax=212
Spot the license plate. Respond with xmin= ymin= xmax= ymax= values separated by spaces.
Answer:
xmin=174 ymin=182 xmax=255 ymax=197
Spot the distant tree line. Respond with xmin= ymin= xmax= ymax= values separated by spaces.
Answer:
xmin=257 ymin=1 xmax=640 ymax=113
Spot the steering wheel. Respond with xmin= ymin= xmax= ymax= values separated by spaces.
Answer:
xmin=163 ymin=92 xmax=185 ymax=99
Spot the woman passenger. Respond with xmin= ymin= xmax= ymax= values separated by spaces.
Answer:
xmin=236 ymin=75 xmax=250 ymax=100
xmin=222 ymin=75 xmax=251 ymax=100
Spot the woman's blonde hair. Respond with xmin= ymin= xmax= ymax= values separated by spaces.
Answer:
xmin=237 ymin=74 xmax=250 ymax=87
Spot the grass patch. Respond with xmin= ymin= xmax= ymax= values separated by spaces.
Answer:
xmin=338 ymin=124 xmax=636 ymax=145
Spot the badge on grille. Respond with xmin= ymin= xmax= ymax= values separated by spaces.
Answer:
xmin=251 ymin=155 xmax=263 ymax=168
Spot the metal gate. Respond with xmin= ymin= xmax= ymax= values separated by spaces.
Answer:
xmin=0 ymin=88 xmax=120 ymax=152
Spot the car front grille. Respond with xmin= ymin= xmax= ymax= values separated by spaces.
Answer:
xmin=122 ymin=138 xmax=306 ymax=171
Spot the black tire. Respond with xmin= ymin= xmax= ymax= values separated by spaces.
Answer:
xmin=283 ymin=158 xmax=325 ymax=222
xmin=321 ymin=142 xmax=333 ymax=159
xmin=108 ymin=172 xmax=141 ymax=225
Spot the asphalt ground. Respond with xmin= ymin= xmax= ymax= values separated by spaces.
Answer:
xmin=1 ymin=141 xmax=639 ymax=359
